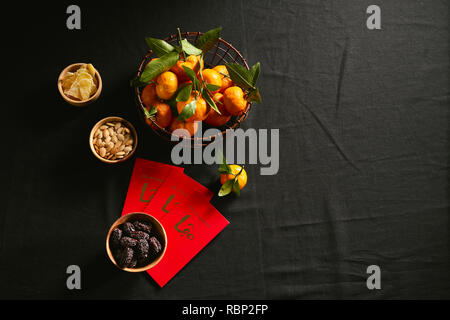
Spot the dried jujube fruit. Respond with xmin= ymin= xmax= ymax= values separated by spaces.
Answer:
xmin=133 ymin=221 xmax=152 ymax=234
xmin=129 ymin=230 xmax=150 ymax=241
xmin=120 ymin=236 xmax=138 ymax=248
xmin=122 ymin=222 xmax=136 ymax=236
xmin=118 ymin=247 xmax=134 ymax=268
xmin=137 ymin=239 xmax=149 ymax=259
xmin=110 ymin=228 xmax=122 ymax=246
xmin=148 ymin=236 xmax=162 ymax=255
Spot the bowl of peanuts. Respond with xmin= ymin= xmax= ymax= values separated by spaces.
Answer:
xmin=89 ymin=116 xmax=138 ymax=163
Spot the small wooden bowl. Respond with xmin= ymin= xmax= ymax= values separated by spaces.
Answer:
xmin=106 ymin=212 xmax=167 ymax=272
xmin=89 ymin=116 xmax=138 ymax=164
xmin=57 ymin=63 xmax=102 ymax=107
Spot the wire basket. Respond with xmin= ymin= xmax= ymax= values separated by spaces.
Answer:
xmin=134 ymin=32 xmax=251 ymax=147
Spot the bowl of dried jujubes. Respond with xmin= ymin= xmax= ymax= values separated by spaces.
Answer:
xmin=106 ymin=212 xmax=167 ymax=272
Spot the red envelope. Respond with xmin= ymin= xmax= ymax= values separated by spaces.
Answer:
xmin=143 ymin=168 xmax=213 ymax=218
xmin=121 ymin=158 xmax=184 ymax=216
xmin=145 ymin=195 xmax=229 ymax=287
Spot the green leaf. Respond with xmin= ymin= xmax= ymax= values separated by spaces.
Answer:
xmin=218 ymin=164 xmax=232 ymax=174
xmin=218 ymin=179 xmax=234 ymax=197
xmin=205 ymin=84 xmax=221 ymax=92
xmin=225 ymin=63 xmax=255 ymax=90
xmin=198 ymin=54 xmax=205 ymax=82
xmin=182 ymin=65 xmax=200 ymax=90
xmin=145 ymin=37 xmax=175 ymax=57
xmin=167 ymin=82 xmax=192 ymax=115
xmin=135 ymin=51 xmax=179 ymax=86
xmin=196 ymin=27 xmax=222 ymax=53
xmin=249 ymin=62 xmax=260 ymax=86
xmin=247 ymin=87 xmax=262 ymax=103
xmin=176 ymin=83 xmax=192 ymax=102
xmin=202 ymin=90 xmax=221 ymax=115
xmin=232 ymin=179 xmax=241 ymax=196
xmin=182 ymin=65 xmax=197 ymax=81
xmin=143 ymin=106 xmax=157 ymax=118
xmin=181 ymin=39 xmax=202 ymax=56
xmin=177 ymin=99 xmax=196 ymax=121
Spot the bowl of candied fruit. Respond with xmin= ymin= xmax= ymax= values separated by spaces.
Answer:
xmin=106 ymin=212 xmax=167 ymax=272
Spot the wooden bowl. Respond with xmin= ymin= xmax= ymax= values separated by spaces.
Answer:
xmin=134 ymin=32 xmax=251 ymax=147
xmin=57 ymin=63 xmax=102 ymax=107
xmin=106 ymin=212 xmax=167 ymax=273
xmin=89 ymin=116 xmax=138 ymax=164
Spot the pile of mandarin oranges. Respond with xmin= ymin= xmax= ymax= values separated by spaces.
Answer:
xmin=140 ymin=54 xmax=248 ymax=138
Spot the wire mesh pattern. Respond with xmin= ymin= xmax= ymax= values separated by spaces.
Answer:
xmin=134 ymin=32 xmax=251 ymax=147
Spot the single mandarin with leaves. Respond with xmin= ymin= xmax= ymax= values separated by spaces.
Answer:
xmin=202 ymin=69 xmax=222 ymax=93
xmin=220 ymin=165 xmax=247 ymax=190
xmin=141 ymin=83 xmax=158 ymax=108
xmin=205 ymin=92 xmax=231 ymax=127
xmin=177 ymin=92 xmax=209 ymax=122
xmin=169 ymin=118 xmax=199 ymax=138
xmin=212 ymin=65 xmax=233 ymax=92
xmin=145 ymin=102 xmax=173 ymax=129
xmin=223 ymin=86 xmax=247 ymax=116
xmin=155 ymin=71 xmax=178 ymax=100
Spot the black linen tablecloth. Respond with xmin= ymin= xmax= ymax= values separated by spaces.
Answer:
xmin=0 ymin=0 xmax=448 ymax=299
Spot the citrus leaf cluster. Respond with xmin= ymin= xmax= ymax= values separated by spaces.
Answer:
xmin=131 ymin=27 xmax=222 ymax=88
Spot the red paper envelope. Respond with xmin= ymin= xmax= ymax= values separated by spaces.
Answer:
xmin=145 ymin=196 xmax=229 ymax=287
xmin=121 ymin=158 xmax=184 ymax=216
xmin=143 ymin=168 xmax=213 ymax=218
